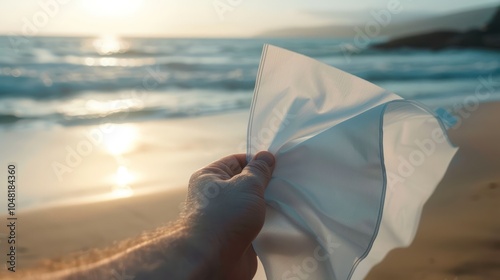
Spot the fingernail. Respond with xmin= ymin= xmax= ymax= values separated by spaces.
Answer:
xmin=254 ymin=152 xmax=275 ymax=167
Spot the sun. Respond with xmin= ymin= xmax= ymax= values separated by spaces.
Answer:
xmin=83 ymin=0 xmax=143 ymax=17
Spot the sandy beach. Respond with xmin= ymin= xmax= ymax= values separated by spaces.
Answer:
xmin=0 ymin=102 xmax=499 ymax=279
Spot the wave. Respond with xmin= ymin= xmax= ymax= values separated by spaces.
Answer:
xmin=0 ymin=63 xmax=496 ymax=100
xmin=1 ymin=36 xmax=500 ymax=130
xmin=105 ymin=48 xmax=168 ymax=57
xmin=0 ymin=114 xmax=24 ymax=124
xmin=0 ymin=71 xmax=257 ymax=99
xmin=0 ymin=93 xmax=253 ymax=128
xmin=358 ymin=69 xmax=500 ymax=82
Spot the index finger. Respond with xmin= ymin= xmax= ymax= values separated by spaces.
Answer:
xmin=196 ymin=154 xmax=248 ymax=180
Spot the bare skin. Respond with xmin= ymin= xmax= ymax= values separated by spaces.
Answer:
xmin=45 ymin=151 xmax=275 ymax=280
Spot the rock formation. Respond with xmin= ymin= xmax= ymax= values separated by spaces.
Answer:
xmin=374 ymin=7 xmax=500 ymax=50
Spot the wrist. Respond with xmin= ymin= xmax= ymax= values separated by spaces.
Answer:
xmin=184 ymin=209 xmax=254 ymax=280
xmin=178 ymin=215 xmax=224 ymax=279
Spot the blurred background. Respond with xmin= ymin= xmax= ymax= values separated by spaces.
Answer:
xmin=0 ymin=0 xmax=499 ymax=212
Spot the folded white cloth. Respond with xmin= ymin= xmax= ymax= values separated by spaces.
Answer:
xmin=248 ymin=45 xmax=457 ymax=280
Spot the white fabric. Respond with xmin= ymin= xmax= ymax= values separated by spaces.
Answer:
xmin=247 ymin=45 xmax=457 ymax=280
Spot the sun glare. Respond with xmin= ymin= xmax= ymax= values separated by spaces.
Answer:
xmin=111 ymin=165 xmax=134 ymax=198
xmin=115 ymin=166 xmax=134 ymax=186
xmin=102 ymin=124 xmax=138 ymax=155
xmin=83 ymin=0 xmax=143 ymax=17
xmin=92 ymin=36 xmax=129 ymax=55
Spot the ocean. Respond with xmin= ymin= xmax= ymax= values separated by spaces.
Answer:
xmin=1 ymin=36 xmax=499 ymax=131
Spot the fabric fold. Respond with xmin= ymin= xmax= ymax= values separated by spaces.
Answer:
xmin=248 ymin=45 xmax=457 ymax=280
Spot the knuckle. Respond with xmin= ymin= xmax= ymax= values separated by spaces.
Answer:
xmin=189 ymin=171 xmax=202 ymax=185
xmin=189 ymin=169 xmax=209 ymax=185
xmin=248 ymin=160 xmax=271 ymax=179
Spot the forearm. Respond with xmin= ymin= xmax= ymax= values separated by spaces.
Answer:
xmin=23 ymin=152 xmax=273 ymax=280
xmin=56 ymin=219 xmax=220 ymax=280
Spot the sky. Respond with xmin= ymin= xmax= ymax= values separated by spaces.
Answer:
xmin=0 ymin=0 xmax=498 ymax=37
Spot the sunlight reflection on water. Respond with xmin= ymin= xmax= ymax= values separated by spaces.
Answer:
xmin=103 ymin=124 xmax=140 ymax=199
xmin=103 ymin=124 xmax=138 ymax=156
xmin=111 ymin=166 xmax=134 ymax=198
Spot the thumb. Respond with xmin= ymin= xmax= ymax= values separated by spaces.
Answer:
xmin=239 ymin=151 xmax=275 ymax=190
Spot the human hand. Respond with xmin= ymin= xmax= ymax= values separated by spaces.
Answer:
xmin=185 ymin=151 xmax=275 ymax=279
